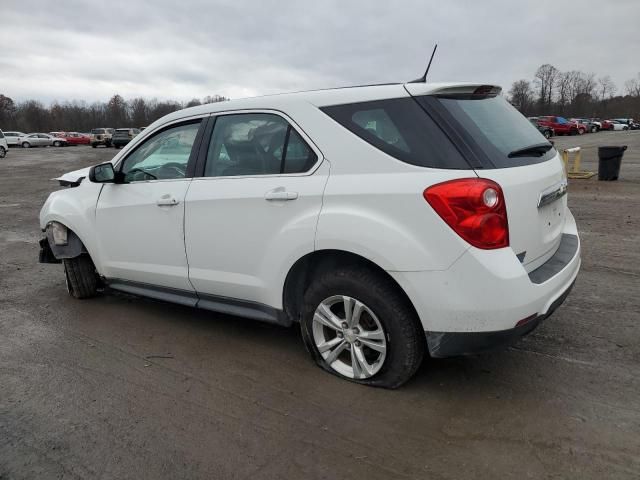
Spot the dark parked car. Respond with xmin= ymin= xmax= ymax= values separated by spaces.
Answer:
xmin=529 ymin=118 xmax=554 ymax=139
xmin=570 ymin=118 xmax=599 ymax=133
xmin=112 ymin=128 xmax=141 ymax=148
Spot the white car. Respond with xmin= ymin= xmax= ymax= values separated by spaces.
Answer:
xmin=21 ymin=133 xmax=68 ymax=148
xmin=39 ymin=82 xmax=581 ymax=388
xmin=3 ymin=131 xmax=26 ymax=147
xmin=0 ymin=130 xmax=8 ymax=158
xmin=608 ymin=121 xmax=630 ymax=131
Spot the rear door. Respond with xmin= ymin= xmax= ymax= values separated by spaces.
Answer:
xmin=407 ymin=86 xmax=567 ymax=271
xmin=184 ymin=111 xmax=328 ymax=307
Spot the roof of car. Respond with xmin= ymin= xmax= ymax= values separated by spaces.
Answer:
xmin=159 ymin=82 xmax=501 ymax=125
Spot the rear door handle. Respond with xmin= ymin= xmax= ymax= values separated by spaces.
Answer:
xmin=156 ymin=195 xmax=180 ymax=207
xmin=264 ymin=189 xmax=298 ymax=201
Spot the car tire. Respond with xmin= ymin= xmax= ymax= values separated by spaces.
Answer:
xmin=22 ymin=142 xmax=31 ymax=148
xmin=578 ymin=128 xmax=585 ymax=135
xmin=624 ymin=126 xmax=629 ymax=131
xmin=543 ymin=130 xmax=551 ymax=139
xmin=91 ymin=143 xmax=97 ymax=148
xmin=53 ymin=141 xmax=62 ymax=147
xmin=300 ymin=266 xmax=425 ymax=389
xmin=591 ymin=126 xmax=597 ymax=133
xmin=63 ymin=255 xmax=98 ymax=299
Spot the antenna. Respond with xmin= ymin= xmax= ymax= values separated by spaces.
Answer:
xmin=409 ymin=44 xmax=438 ymax=83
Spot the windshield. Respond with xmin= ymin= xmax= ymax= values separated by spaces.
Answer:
xmin=91 ymin=129 xmax=105 ymax=134
xmin=415 ymin=95 xmax=555 ymax=168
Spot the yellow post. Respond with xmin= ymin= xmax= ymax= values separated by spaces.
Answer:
xmin=563 ymin=147 xmax=595 ymax=179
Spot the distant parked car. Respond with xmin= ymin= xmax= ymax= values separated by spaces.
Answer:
xmin=570 ymin=118 xmax=599 ymax=133
xmin=90 ymin=128 xmax=113 ymax=148
xmin=62 ymin=132 xmax=91 ymax=145
xmin=607 ymin=120 xmax=629 ymax=131
xmin=0 ymin=129 xmax=8 ymax=158
xmin=587 ymin=118 xmax=603 ymax=131
xmin=629 ymin=121 xmax=640 ymax=130
xmin=21 ymin=133 xmax=68 ymax=148
xmin=528 ymin=118 xmax=554 ymax=139
xmin=112 ymin=128 xmax=141 ymax=148
xmin=537 ymin=116 xmax=585 ymax=135
xmin=3 ymin=131 xmax=26 ymax=147
xmin=612 ymin=118 xmax=634 ymax=127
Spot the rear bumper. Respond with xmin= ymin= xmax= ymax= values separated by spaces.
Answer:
xmin=426 ymin=280 xmax=574 ymax=357
xmin=389 ymin=210 xmax=580 ymax=352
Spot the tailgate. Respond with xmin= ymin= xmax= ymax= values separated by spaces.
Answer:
xmin=477 ymin=155 xmax=567 ymax=272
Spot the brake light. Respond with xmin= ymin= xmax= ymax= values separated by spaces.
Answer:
xmin=423 ymin=178 xmax=509 ymax=249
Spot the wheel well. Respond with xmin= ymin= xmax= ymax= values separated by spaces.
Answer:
xmin=283 ymin=249 xmax=419 ymax=324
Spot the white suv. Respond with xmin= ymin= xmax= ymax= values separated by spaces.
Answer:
xmin=39 ymin=83 xmax=580 ymax=388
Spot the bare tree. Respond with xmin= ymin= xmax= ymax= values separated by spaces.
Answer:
xmin=185 ymin=98 xmax=202 ymax=108
xmin=534 ymin=64 xmax=559 ymax=107
xmin=508 ymin=80 xmax=535 ymax=113
xmin=0 ymin=94 xmax=17 ymax=127
xmin=597 ymin=76 xmax=617 ymax=100
xmin=624 ymin=74 xmax=640 ymax=97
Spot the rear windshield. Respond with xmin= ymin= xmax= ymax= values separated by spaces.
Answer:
xmin=321 ymin=97 xmax=469 ymax=169
xmin=416 ymin=95 xmax=555 ymax=167
xmin=91 ymin=129 xmax=106 ymax=134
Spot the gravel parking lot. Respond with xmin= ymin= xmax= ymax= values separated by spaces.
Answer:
xmin=1 ymin=132 xmax=639 ymax=479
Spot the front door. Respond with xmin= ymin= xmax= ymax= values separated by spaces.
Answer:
xmin=95 ymin=119 xmax=204 ymax=291
xmin=184 ymin=112 xmax=328 ymax=308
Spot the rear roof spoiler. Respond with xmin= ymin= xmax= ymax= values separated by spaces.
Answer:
xmin=404 ymin=83 xmax=502 ymax=99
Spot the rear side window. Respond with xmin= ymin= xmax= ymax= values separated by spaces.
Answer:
xmin=416 ymin=95 xmax=555 ymax=167
xmin=204 ymin=113 xmax=317 ymax=177
xmin=321 ymin=97 xmax=469 ymax=169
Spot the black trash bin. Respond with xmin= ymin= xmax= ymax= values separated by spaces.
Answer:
xmin=598 ymin=146 xmax=627 ymax=181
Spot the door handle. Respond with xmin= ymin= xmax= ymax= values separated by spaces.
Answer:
xmin=156 ymin=195 xmax=180 ymax=207
xmin=264 ymin=188 xmax=298 ymax=201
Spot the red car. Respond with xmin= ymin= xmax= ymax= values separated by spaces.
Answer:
xmin=62 ymin=132 xmax=91 ymax=145
xmin=537 ymin=116 xmax=586 ymax=135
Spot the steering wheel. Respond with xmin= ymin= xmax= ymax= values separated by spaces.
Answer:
xmin=157 ymin=162 xmax=186 ymax=179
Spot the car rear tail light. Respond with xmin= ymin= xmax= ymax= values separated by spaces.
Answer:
xmin=423 ymin=178 xmax=509 ymax=249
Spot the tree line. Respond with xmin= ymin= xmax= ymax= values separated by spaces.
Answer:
xmin=509 ymin=65 xmax=640 ymax=119
xmin=0 ymin=94 xmax=229 ymax=133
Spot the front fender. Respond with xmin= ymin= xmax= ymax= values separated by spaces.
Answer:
xmin=39 ymin=180 xmax=103 ymax=271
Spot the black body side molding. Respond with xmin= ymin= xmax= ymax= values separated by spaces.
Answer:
xmin=106 ymin=279 xmax=292 ymax=327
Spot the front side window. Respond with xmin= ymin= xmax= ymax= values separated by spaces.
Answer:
xmin=204 ymin=113 xmax=317 ymax=177
xmin=120 ymin=121 xmax=200 ymax=182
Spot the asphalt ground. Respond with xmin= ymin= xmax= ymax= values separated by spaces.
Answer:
xmin=1 ymin=130 xmax=639 ymax=479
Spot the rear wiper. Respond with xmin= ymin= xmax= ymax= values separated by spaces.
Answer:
xmin=508 ymin=143 xmax=553 ymax=158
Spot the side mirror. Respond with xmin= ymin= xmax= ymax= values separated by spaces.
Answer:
xmin=89 ymin=162 xmax=116 ymax=183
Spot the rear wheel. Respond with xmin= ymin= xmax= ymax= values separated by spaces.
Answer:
xmin=0 ymin=147 xmax=5 ymax=158
xmin=22 ymin=142 xmax=31 ymax=148
xmin=543 ymin=130 xmax=551 ymax=139
xmin=301 ymin=266 xmax=425 ymax=388
xmin=591 ymin=126 xmax=597 ymax=133
xmin=53 ymin=141 xmax=62 ymax=147
xmin=63 ymin=255 xmax=98 ymax=299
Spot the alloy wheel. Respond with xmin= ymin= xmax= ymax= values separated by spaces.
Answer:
xmin=312 ymin=295 xmax=387 ymax=379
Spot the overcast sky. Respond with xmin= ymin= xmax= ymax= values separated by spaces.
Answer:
xmin=1 ymin=0 xmax=639 ymax=104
